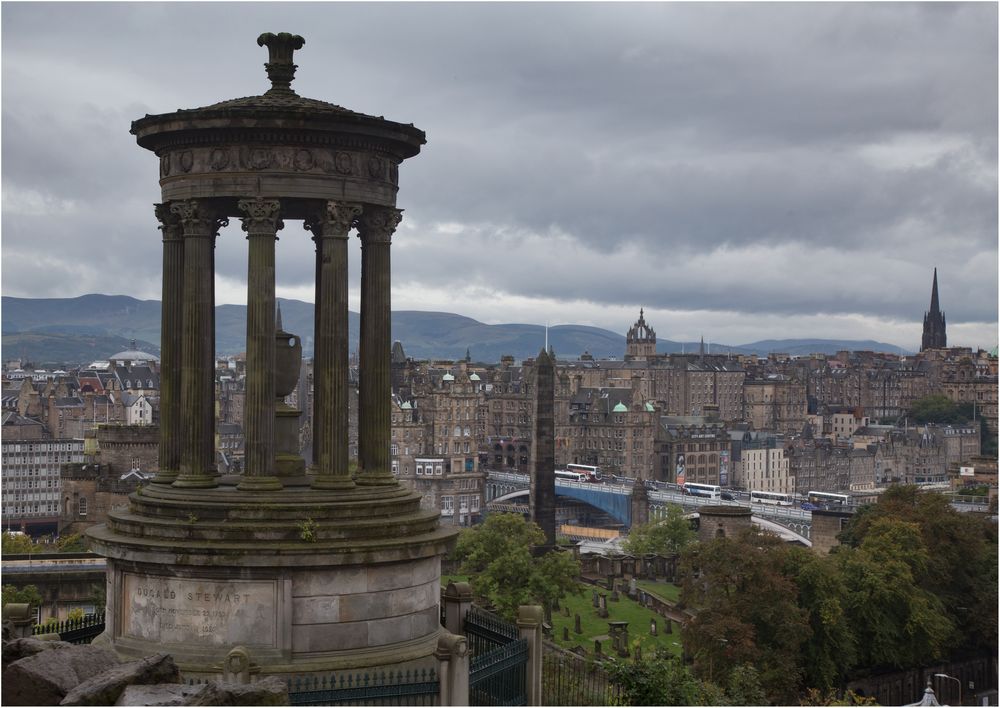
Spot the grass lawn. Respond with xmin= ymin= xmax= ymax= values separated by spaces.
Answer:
xmin=548 ymin=583 xmax=683 ymax=659
xmin=635 ymin=579 xmax=682 ymax=603
xmin=441 ymin=575 xmax=683 ymax=660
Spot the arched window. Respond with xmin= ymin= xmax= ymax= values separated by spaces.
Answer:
xmin=78 ymin=497 xmax=88 ymax=517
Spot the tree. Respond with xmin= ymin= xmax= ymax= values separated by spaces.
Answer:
xmin=836 ymin=517 xmax=954 ymax=670
xmin=908 ymin=394 xmax=974 ymax=425
xmin=623 ymin=505 xmax=695 ymax=557
xmin=452 ymin=514 xmax=580 ymax=620
xmin=604 ymin=649 xmax=721 ymax=706
xmin=2 ymin=584 xmax=43 ymax=610
xmin=55 ymin=533 xmax=88 ymax=552
xmin=1 ymin=532 xmax=35 ymax=554
xmin=783 ymin=548 xmax=857 ymax=691
xmin=839 ymin=485 xmax=997 ymax=656
xmin=679 ymin=529 xmax=810 ymax=704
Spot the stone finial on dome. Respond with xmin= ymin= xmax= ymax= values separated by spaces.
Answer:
xmin=257 ymin=32 xmax=306 ymax=94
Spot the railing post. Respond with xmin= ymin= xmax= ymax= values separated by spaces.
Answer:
xmin=517 ymin=605 xmax=544 ymax=706
xmin=436 ymin=631 xmax=468 ymax=706
xmin=3 ymin=603 xmax=35 ymax=638
xmin=443 ymin=581 xmax=474 ymax=636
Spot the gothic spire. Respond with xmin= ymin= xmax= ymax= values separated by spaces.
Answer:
xmin=930 ymin=267 xmax=940 ymax=314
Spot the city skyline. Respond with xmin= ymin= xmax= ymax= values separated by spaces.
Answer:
xmin=2 ymin=3 xmax=997 ymax=350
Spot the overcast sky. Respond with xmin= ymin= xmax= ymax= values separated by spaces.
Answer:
xmin=2 ymin=2 xmax=997 ymax=350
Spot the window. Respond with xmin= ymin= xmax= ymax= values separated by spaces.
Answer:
xmin=435 ymin=465 xmax=443 ymax=475
xmin=78 ymin=497 xmax=88 ymax=517
xmin=416 ymin=465 xmax=423 ymax=476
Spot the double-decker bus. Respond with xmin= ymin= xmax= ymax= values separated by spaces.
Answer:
xmin=683 ymin=482 xmax=722 ymax=499
xmin=555 ymin=470 xmax=588 ymax=483
xmin=749 ymin=490 xmax=795 ymax=506
xmin=566 ymin=463 xmax=601 ymax=481
xmin=806 ymin=491 xmax=850 ymax=506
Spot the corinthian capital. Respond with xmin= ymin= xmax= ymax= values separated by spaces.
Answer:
xmin=170 ymin=199 xmax=228 ymax=237
xmin=238 ymin=198 xmax=284 ymax=235
xmin=357 ymin=206 xmax=403 ymax=245
xmin=304 ymin=201 xmax=362 ymax=240
xmin=154 ymin=203 xmax=183 ymax=241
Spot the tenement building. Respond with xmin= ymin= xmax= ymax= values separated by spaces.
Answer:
xmin=657 ymin=415 xmax=731 ymax=485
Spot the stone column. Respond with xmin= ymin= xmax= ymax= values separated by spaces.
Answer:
xmin=237 ymin=197 xmax=284 ymax=492
xmin=355 ymin=206 xmax=402 ymax=486
xmin=305 ymin=201 xmax=361 ymax=490
xmin=531 ymin=348 xmax=556 ymax=547
xmin=171 ymin=199 xmax=226 ymax=488
xmin=435 ymin=632 xmax=469 ymax=707
xmin=152 ymin=203 xmax=183 ymax=485
xmin=517 ymin=605 xmax=544 ymax=706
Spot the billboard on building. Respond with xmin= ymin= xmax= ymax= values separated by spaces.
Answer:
xmin=960 ymin=466 xmax=975 ymax=477
xmin=719 ymin=449 xmax=730 ymax=486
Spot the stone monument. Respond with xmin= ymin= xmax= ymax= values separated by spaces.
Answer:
xmin=88 ymin=32 xmax=458 ymax=680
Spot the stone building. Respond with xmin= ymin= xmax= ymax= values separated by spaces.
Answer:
xmin=657 ymin=415 xmax=731 ymax=485
xmin=738 ymin=436 xmax=794 ymax=494
xmin=2 ymin=412 xmax=84 ymax=536
xmin=787 ymin=438 xmax=876 ymax=494
xmin=743 ymin=375 xmax=807 ymax=433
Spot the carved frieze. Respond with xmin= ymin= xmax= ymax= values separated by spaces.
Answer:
xmin=158 ymin=146 xmax=398 ymax=185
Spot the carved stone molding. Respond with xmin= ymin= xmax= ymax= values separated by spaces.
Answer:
xmin=154 ymin=203 xmax=183 ymax=241
xmin=170 ymin=199 xmax=228 ymax=237
xmin=238 ymin=198 xmax=284 ymax=235
xmin=157 ymin=146 xmax=399 ymax=185
xmin=305 ymin=201 xmax=362 ymax=240
xmin=357 ymin=206 xmax=403 ymax=245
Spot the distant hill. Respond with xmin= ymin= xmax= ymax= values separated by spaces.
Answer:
xmin=1 ymin=294 xmax=913 ymax=366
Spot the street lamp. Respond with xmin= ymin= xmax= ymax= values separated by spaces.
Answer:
xmin=934 ymin=673 xmax=962 ymax=706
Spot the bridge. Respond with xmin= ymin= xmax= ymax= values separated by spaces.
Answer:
xmin=485 ymin=471 xmax=815 ymax=541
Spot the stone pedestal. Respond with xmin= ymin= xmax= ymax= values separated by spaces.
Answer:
xmin=89 ymin=481 xmax=455 ymax=678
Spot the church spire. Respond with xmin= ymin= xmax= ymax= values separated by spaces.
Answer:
xmin=930 ymin=267 xmax=940 ymax=314
xmin=921 ymin=267 xmax=947 ymax=351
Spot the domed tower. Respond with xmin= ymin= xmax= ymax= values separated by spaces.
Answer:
xmin=625 ymin=308 xmax=657 ymax=360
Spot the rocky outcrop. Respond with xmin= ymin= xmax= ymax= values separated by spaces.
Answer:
xmin=116 ymin=677 xmax=289 ymax=706
xmin=2 ymin=636 xmax=289 ymax=706
xmin=60 ymin=653 xmax=179 ymax=705
xmin=2 ymin=643 xmax=119 ymax=706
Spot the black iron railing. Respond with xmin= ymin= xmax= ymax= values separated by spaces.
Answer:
xmin=32 ymin=612 xmax=105 ymax=645
xmin=542 ymin=642 xmax=622 ymax=706
xmin=464 ymin=606 xmax=528 ymax=706
xmin=287 ymin=668 xmax=439 ymax=706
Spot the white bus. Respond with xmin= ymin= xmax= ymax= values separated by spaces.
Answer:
xmin=566 ymin=463 xmax=601 ymax=481
xmin=683 ymin=482 xmax=722 ymax=499
xmin=750 ymin=490 xmax=795 ymax=506
xmin=807 ymin=491 xmax=850 ymax=506
xmin=555 ymin=470 xmax=588 ymax=483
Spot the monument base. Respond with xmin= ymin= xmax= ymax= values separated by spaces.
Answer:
xmin=87 ymin=476 xmax=457 ymax=679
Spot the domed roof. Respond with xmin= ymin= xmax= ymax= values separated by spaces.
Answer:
xmin=469 ymin=373 xmax=481 ymax=381
xmin=612 ymin=402 xmax=629 ymax=413
xmin=644 ymin=402 xmax=656 ymax=412
xmin=442 ymin=373 xmax=455 ymax=382
xmin=110 ymin=340 xmax=159 ymax=363
xmin=401 ymin=401 xmax=412 ymax=410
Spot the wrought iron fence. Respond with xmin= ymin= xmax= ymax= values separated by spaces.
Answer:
xmin=32 ymin=612 xmax=105 ymax=644
xmin=287 ymin=668 xmax=439 ymax=706
xmin=463 ymin=605 xmax=520 ymax=657
xmin=464 ymin=605 xmax=528 ymax=706
xmin=542 ymin=642 xmax=622 ymax=706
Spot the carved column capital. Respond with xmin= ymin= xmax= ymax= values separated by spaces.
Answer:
xmin=357 ymin=206 xmax=403 ymax=245
xmin=305 ymin=201 xmax=362 ymax=240
xmin=170 ymin=199 xmax=228 ymax=237
xmin=154 ymin=203 xmax=183 ymax=241
xmin=238 ymin=198 xmax=284 ymax=236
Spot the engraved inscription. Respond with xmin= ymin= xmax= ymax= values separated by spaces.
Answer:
xmin=122 ymin=573 xmax=277 ymax=647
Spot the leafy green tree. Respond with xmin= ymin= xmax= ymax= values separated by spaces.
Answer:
xmin=605 ymin=649 xmax=719 ymax=706
xmin=66 ymin=608 xmax=85 ymax=621
xmin=679 ymin=529 xmax=810 ymax=704
xmin=839 ymin=485 xmax=997 ymax=655
xmin=2 ymin=584 xmax=43 ymax=610
xmin=1 ymin=532 xmax=36 ymax=554
xmin=783 ymin=548 xmax=857 ymax=691
xmin=623 ymin=505 xmax=696 ymax=557
xmin=452 ymin=514 xmax=580 ymax=620
xmin=908 ymin=394 xmax=975 ymax=424
xmin=55 ymin=533 xmax=88 ymax=552
xmin=837 ymin=517 xmax=954 ymax=670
